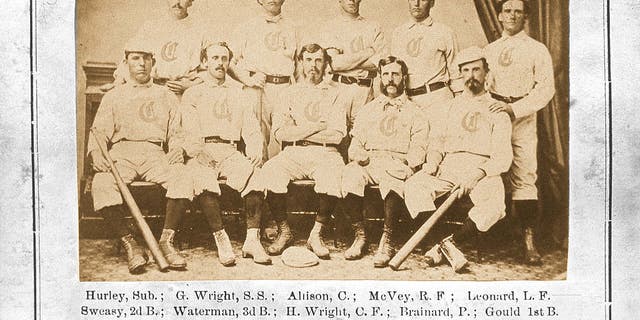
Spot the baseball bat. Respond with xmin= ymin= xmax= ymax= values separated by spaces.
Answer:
xmin=90 ymin=129 xmax=170 ymax=271
xmin=389 ymin=188 xmax=460 ymax=271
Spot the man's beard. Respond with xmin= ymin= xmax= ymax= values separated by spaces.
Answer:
xmin=381 ymin=80 xmax=405 ymax=98
xmin=304 ymin=67 xmax=323 ymax=84
xmin=465 ymin=78 xmax=484 ymax=95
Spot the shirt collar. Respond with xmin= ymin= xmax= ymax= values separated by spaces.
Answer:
xmin=500 ymin=29 xmax=527 ymax=40
xmin=339 ymin=14 xmax=364 ymax=22
xmin=381 ymin=94 xmax=409 ymax=111
xmin=299 ymin=78 xmax=333 ymax=89
xmin=129 ymin=79 xmax=153 ymax=88
xmin=203 ymin=72 xmax=232 ymax=88
xmin=264 ymin=13 xmax=283 ymax=23
xmin=409 ymin=16 xmax=433 ymax=29
xmin=462 ymin=90 xmax=491 ymax=102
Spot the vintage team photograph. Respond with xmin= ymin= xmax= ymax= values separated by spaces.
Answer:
xmin=76 ymin=0 xmax=569 ymax=281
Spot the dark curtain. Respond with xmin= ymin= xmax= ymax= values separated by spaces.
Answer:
xmin=473 ymin=0 xmax=570 ymax=246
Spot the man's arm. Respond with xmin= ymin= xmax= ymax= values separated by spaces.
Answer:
xmin=240 ymin=93 xmax=265 ymax=166
xmin=329 ymin=24 xmax=385 ymax=72
xmin=406 ymin=111 xmax=430 ymax=170
xmin=478 ymin=113 xmax=513 ymax=177
xmin=87 ymin=93 xmax=116 ymax=172
xmin=510 ymin=45 xmax=556 ymax=119
xmin=175 ymin=90 xmax=204 ymax=159
xmin=306 ymin=94 xmax=348 ymax=145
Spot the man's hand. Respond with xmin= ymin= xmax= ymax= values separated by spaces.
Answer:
xmin=456 ymin=168 xmax=486 ymax=198
xmin=248 ymin=153 xmax=263 ymax=168
xmin=245 ymin=72 xmax=266 ymax=89
xmin=196 ymin=152 xmax=216 ymax=168
xmin=422 ymin=161 xmax=439 ymax=176
xmin=166 ymin=148 xmax=185 ymax=165
xmin=90 ymin=150 xmax=110 ymax=172
xmin=352 ymin=151 xmax=370 ymax=167
xmin=489 ymin=101 xmax=515 ymax=119
xmin=166 ymin=78 xmax=202 ymax=95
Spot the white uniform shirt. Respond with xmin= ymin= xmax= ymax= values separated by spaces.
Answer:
xmin=272 ymin=81 xmax=348 ymax=143
xmin=179 ymin=76 xmax=263 ymax=159
xmin=350 ymin=94 xmax=429 ymax=168
xmin=433 ymin=92 xmax=513 ymax=177
xmin=88 ymin=82 xmax=180 ymax=154
xmin=484 ymin=30 xmax=555 ymax=119
xmin=320 ymin=15 xmax=386 ymax=78
xmin=134 ymin=14 xmax=205 ymax=80
xmin=230 ymin=14 xmax=298 ymax=77
xmin=390 ymin=16 xmax=459 ymax=89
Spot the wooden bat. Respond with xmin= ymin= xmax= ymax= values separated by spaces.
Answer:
xmin=389 ymin=189 xmax=460 ymax=271
xmin=90 ymin=129 xmax=169 ymax=271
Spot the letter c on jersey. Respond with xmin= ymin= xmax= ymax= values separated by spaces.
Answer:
xmin=461 ymin=111 xmax=481 ymax=132
xmin=264 ymin=31 xmax=283 ymax=52
xmin=138 ymin=101 xmax=158 ymax=123
xmin=406 ymin=37 xmax=423 ymax=57
xmin=498 ymin=47 xmax=514 ymax=67
xmin=213 ymin=99 xmax=232 ymax=121
xmin=161 ymin=41 xmax=179 ymax=62
xmin=380 ymin=114 xmax=398 ymax=137
xmin=304 ymin=101 xmax=322 ymax=122
xmin=350 ymin=35 xmax=365 ymax=53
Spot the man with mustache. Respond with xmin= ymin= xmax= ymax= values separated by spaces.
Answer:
xmin=89 ymin=40 xmax=192 ymax=273
xmin=341 ymin=56 xmax=429 ymax=267
xmin=320 ymin=0 xmax=386 ymax=132
xmin=172 ymin=42 xmax=271 ymax=267
xmin=404 ymin=46 xmax=513 ymax=272
xmin=229 ymin=0 xmax=298 ymax=160
xmin=249 ymin=44 xmax=348 ymax=258
xmin=390 ymin=0 xmax=460 ymax=132
xmin=483 ymin=0 xmax=555 ymax=265
xmin=109 ymin=0 xmax=205 ymax=96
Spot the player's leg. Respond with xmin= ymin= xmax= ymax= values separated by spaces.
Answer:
xmin=341 ymin=162 xmax=375 ymax=260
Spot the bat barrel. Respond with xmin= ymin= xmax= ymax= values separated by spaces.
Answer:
xmin=389 ymin=190 xmax=459 ymax=271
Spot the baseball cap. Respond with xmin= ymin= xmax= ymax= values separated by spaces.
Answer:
xmin=455 ymin=46 xmax=485 ymax=68
xmin=281 ymin=246 xmax=319 ymax=268
xmin=123 ymin=36 xmax=155 ymax=57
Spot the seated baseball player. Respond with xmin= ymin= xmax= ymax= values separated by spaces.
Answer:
xmin=250 ymin=43 xmax=347 ymax=258
xmin=341 ymin=56 xmax=429 ymax=267
xmin=175 ymin=42 xmax=271 ymax=266
xmin=89 ymin=39 xmax=192 ymax=274
xmin=404 ymin=46 xmax=513 ymax=272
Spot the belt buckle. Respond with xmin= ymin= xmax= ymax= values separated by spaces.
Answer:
xmin=342 ymin=76 xmax=354 ymax=85
xmin=271 ymin=76 xmax=281 ymax=84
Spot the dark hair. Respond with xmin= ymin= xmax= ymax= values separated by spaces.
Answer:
xmin=201 ymin=42 xmax=234 ymax=62
xmin=497 ymin=0 xmax=529 ymax=15
xmin=458 ymin=58 xmax=490 ymax=73
xmin=378 ymin=56 xmax=409 ymax=76
xmin=297 ymin=43 xmax=331 ymax=63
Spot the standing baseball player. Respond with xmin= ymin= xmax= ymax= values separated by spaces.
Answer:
xmin=110 ymin=0 xmax=205 ymax=96
xmin=249 ymin=44 xmax=348 ymax=258
xmin=390 ymin=0 xmax=460 ymax=131
xmin=341 ymin=56 xmax=429 ymax=267
xmin=404 ymin=46 xmax=513 ymax=272
xmin=89 ymin=40 xmax=192 ymax=274
xmin=484 ymin=0 xmax=555 ymax=265
xmin=173 ymin=42 xmax=271 ymax=266
xmin=229 ymin=0 xmax=298 ymax=159
xmin=320 ymin=0 xmax=386 ymax=131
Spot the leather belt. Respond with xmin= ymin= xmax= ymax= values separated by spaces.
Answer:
xmin=332 ymin=74 xmax=373 ymax=87
xmin=406 ymin=81 xmax=447 ymax=97
xmin=490 ymin=92 xmax=524 ymax=104
xmin=249 ymin=72 xmax=290 ymax=85
xmin=283 ymin=140 xmax=339 ymax=148
xmin=119 ymin=139 xmax=164 ymax=148
xmin=204 ymin=136 xmax=238 ymax=145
